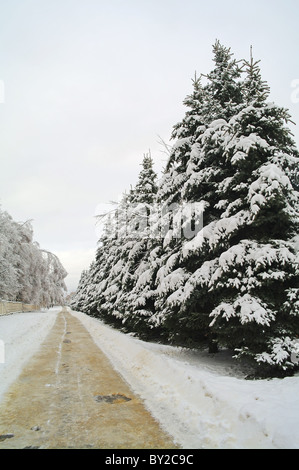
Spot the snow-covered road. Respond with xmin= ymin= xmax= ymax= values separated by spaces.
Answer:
xmin=1 ymin=307 xmax=299 ymax=449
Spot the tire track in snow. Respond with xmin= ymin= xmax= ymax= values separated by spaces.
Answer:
xmin=0 ymin=309 xmax=178 ymax=449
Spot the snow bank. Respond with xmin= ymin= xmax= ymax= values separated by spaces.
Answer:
xmin=71 ymin=309 xmax=299 ymax=449
xmin=0 ymin=308 xmax=59 ymax=402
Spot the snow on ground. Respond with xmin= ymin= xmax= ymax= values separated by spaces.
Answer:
xmin=71 ymin=309 xmax=299 ymax=449
xmin=1 ymin=307 xmax=299 ymax=449
xmin=0 ymin=307 xmax=59 ymax=402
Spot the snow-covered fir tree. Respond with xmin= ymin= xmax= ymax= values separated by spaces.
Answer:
xmin=207 ymin=54 xmax=299 ymax=375
xmin=70 ymin=268 xmax=91 ymax=313
xmin=73 ymin=42 xmax=299 ymax=377
xmin=115 ymin=153 xmax=159 ymax=333
xmin=157 ymin=45 xmax=299 ymax=374
xmin=72 ymin=154 xmax=159 ymax=332
xmin=130 ymin=152 xmax=158 ymax=205
xmin=147 ymin=41 xmax=246 ymax=347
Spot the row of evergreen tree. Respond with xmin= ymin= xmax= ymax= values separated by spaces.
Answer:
xmin=0 ymin=207 xmax=67 ymax=306
xmin=71 ymin=41 xmax=299 ymax=377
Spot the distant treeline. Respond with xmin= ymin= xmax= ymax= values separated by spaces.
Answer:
xmin=0 ymin=207 xmax=67 ymax=306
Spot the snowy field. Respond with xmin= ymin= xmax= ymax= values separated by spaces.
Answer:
xmin=1 ymin=308 xmax=299 ymax=449
xmin=0 ymin=307 xmax=59 ymax=402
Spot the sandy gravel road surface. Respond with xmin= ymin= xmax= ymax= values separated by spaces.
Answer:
xmin=0 ymin=308 xmax=177 ymax=449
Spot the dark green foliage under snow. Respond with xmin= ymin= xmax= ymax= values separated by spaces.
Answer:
xmin=71 ymin=42 xmax=299 ymax=377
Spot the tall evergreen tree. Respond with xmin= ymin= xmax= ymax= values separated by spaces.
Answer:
xmin=73 ymin=154 xmax=159 ymax=331
xmin=70 ymin=269 xmax=90 ymax=312
xmin=203 ymin=39 xmax=243 ymax=121
xmin=73 ymin=42 xmax=299 ymax=376
xmin=168 ymin=49 xmax=299 ymax=374
xmin=206 ymin=54 xmax=299 ymax=375
xmin=114 ymin=153 xmax=159 ymax=332
xmin=148 ymin=41 xmax=245 ymax=346
xmin=131 ymin=152 xmax=158 ymax=205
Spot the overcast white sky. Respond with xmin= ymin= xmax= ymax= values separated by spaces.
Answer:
xmin=0 ymin=0 xmax=298 ymax=292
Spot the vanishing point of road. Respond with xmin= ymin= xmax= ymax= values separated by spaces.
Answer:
xmin=0 ymin=308 xmax=177 ymax=449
